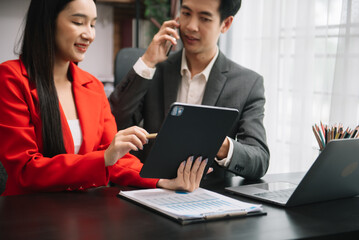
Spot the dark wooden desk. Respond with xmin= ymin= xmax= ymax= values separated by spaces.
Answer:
xmin=1 ymin=172 xmax=358 ymax=240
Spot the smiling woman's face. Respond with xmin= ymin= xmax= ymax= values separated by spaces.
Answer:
xmin=55 ymin=0 xmax=97 ymax=63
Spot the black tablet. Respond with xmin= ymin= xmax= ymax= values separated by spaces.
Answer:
xmin=140 ymin=102 xmax=239 ymax=179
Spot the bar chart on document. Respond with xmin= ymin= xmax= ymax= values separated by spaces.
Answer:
xmin=148 ymin=191 xmax=234 ymax=213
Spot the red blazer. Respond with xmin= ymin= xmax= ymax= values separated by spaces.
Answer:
xmin=0 ymin=59 xmax=158 ymax=196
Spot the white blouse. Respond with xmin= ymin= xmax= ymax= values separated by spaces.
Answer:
xmin=67 ymin=119 xmax=83 ymax=154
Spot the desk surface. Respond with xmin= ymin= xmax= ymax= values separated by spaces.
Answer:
xmin=1 ymin=172 xmax=359 ymax=240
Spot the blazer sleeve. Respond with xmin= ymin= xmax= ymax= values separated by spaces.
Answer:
xmin=0 ymin=62 xmax=157 ymax=195
xmin=0 ymin=62 xmax=111 ymax=195
xmin=109 ymin=68 xmax=150 ymax=130
xmin=227 ymin=75 xmax=270 ymax=180
xmin=109 ymin=153 xmax=158 ymax=189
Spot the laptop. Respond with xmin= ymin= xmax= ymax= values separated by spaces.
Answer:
xmin=226 ymin=138 xmax=359 ymax=207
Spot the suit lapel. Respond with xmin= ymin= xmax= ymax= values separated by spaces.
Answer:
xmin=202 ymin=52 xmax=229 ymax=106
xmin=163 ymin=51 xmax=182 ymax=114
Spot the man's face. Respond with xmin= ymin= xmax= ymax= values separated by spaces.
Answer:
xmin=179 ymin=0 xmax=225 ymax=56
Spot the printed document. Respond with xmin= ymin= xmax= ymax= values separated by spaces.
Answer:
xmin=119 ymin=188 xmax=265 ymax=224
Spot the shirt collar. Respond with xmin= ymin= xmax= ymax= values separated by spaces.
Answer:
xmin=180 ymin=47 xmax=219 ymax=81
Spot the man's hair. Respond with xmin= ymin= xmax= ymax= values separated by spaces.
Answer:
xmin=219 ymin=0 xmax=241 ymax=22
xmin=180 ymin=0 xmax=242 ymax=22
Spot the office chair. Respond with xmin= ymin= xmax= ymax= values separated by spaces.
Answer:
xmin=114 ymin=47 xmax=146 ymax=87
xmin=0 ymin=162 xmax=7 ymax=195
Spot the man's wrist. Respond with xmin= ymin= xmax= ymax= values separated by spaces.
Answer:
xmin=133 ymin=57 xmax=156 ymax=79
xmin=141 ymin=54 xmax=156 ymax=68
xmin=215 ymin=137 xmax=234 ymax=167
xmin=216 ymin=137 xmax=230 ymax=159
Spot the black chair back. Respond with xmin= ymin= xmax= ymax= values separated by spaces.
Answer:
xmin=0 ymin=162 xmax=7 ymax=195
xmin=114 ymin=47 xmax=146 ymax=87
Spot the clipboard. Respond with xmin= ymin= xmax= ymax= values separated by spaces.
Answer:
xmin=118 ymin=188 xmax=266 ymax=225
xmin=140 ymin=102 xmax=239 ymax=179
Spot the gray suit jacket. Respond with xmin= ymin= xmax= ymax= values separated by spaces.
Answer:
xmin=109 ymin=50 xmax=269 ymax=180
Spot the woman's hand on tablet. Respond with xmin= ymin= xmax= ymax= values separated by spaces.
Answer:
xmin=104 ymin=126 xmax=148 ymax=167
xmin=156 ymin=156 xmax=213 ymax=192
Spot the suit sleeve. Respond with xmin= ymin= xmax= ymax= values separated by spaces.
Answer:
xmin=227 ymin=76 xmax=270 ymax=180
xmin=109 ymin=68 xmax=151 ymax=130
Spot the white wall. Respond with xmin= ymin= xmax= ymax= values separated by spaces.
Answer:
xmin=0 ymin=0 xmax=29 ymax=64
xmin=0 ymin=0 xmax=114 ymax=82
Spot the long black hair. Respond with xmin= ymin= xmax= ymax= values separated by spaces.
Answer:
xmin=20 ymin=0 xmax=75 ymax=157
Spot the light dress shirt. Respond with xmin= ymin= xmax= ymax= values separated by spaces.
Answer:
xmin=67 ymin=119 xmax=83 ymax=154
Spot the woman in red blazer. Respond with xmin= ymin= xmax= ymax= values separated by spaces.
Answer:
xmin=0 ymin=0 xmax=208 ymax=196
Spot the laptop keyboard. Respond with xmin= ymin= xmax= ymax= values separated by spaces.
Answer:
xmin=254 ymin=188 xmax=296 ymax=203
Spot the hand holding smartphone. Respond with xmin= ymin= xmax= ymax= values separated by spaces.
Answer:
xmin=165 ymin=17 xmax=179 ymax=56
xmin=142 ymin=19 xmax=179 ymax=68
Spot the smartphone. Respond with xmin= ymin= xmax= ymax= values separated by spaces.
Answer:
xmin=165 ymin=40 xmax=173 ymax=56
xmin=165 ymin=18 xmax=179 ymax=56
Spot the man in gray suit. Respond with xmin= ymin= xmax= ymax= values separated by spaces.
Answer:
xmin=109 ymin=0 xmax=269 ymax=180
